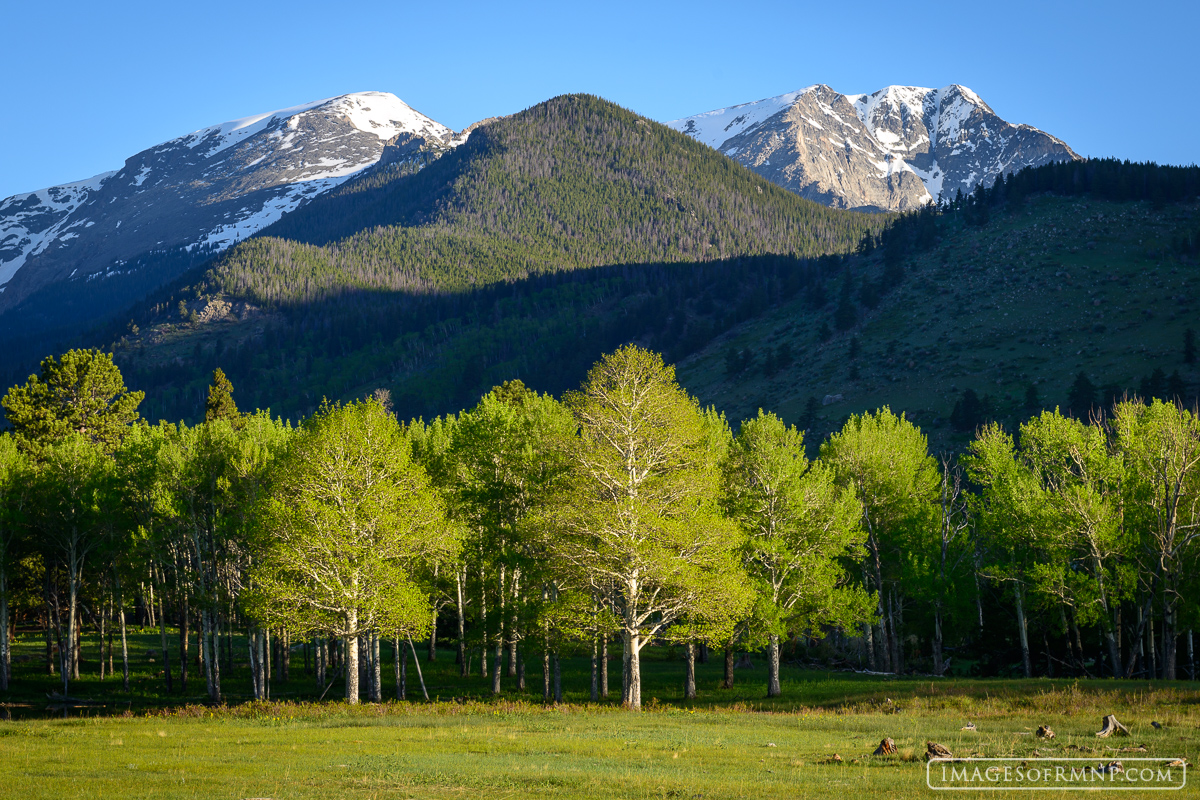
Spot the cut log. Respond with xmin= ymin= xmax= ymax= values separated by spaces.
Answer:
xmin=1036 ymin=725 xmax=1055 ymax=739
xmin=873 ymin=737 xmax=897 ymax=756
xmin=961 ymin=722 xmax=977 ymax=731
xmin=1096 ymin=714 xmax=1130 ymax=738
xmin=926 ymin=742 xmax=953 ymax=761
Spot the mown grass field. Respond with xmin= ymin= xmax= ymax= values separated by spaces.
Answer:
xmin=2 ymin=627 xmax=1197 ymax=798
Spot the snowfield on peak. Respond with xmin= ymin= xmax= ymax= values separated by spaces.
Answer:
xmin=0 ymin=91 xmax=465 ymax=318
xmin=670 ymin=84 xmax=1079 ymax=212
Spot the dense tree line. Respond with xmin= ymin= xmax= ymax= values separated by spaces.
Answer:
xmin=2 ymin=345 xmax=1198 ymax=713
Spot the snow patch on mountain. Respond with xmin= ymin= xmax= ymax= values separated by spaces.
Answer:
xmin=669 ymin=84 xmax=1078 ymax=211
xmin=0 ymin=92 xmax=464 ymax=302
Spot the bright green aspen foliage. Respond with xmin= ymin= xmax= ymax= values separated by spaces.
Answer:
xmin=0 ymin=434 xmax=30 ymax=692
xmin=722 ymin=410 xmax=872 ymax=697
xmin=31 ymin=434 xmax=112 ymax=696
xmin=1111 ymin=398 xmax=1200 ymax=680
xmin=249 ymin=399 xmax=457 ymax=704
xmin=2 ymin=349 xmax=143 ymax=457
xmin=555 ymin=345 xmax=749 ymax=710
xmin=819 ymin=407 xmax=939 ymax=674
xmin=963 ymin=422 xmax=1054 ymax=678
xmin=1018 ymin=409 xmax=1129 ymax=678
xmin=451 ymin=380 xmax=575 ymax=694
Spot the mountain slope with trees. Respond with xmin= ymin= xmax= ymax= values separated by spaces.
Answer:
xmin=77 ymin=94 xmax=884 ymax=423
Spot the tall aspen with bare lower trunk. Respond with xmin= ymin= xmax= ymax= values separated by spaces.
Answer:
xmin=820 ymin=408 xmax=939 ymax=675
xmin=247 ymin=399 xmax=457 ymax=703
xmin=722 ymin=410 xmax=872 ymax=698
xmin=1113 ymin=399 xmax=1200 ymax=680
xmin=963 ymin=423 xmax=1055 ymax=679
xmin=553 ymin=346 xmax=748 ymax=710
xmin=0 ymin=436 xmax=29 ymax=692
xmin=448 ymin=381 xmax=574 ymax=695
xmin=31 ymin=434 xmax=111 ymax=697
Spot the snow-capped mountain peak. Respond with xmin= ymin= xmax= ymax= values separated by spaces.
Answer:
xmin=670 ymin=84 xmax=1078 ymax=212
xmin=0 ymin=91 xmax=463 ymax=314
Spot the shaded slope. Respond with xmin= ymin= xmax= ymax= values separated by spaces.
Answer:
xmin=102 ymin=95 xmax=884 ymax=422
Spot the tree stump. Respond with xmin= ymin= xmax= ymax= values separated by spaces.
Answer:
xmin=873 ymin=738 xmax=897 ymax=756
xmin=1036 ymin=725 xmax=1055 ymax=739
xmin=926 ymin=742 xmax=953 ymax=761
xmin=1096 ymin=715 xmax=1130 ymax=738
xmin=734 ymin=653 xmax=755 ymax=669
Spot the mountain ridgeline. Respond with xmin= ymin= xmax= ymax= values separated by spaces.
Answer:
xmin=101 ymin=95 xmax=885 ymax=422
xmin=200 ymin=94 xmax=885 ymax=306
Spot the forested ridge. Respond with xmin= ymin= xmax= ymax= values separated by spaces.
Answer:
xmin=90 ymin=94 xmax=883 ymax=423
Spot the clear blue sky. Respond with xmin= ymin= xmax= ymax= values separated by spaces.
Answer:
xmin=2 ymin=0 xmax=1196 ymax=198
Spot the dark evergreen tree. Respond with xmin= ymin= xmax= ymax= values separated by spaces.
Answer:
xmin=1140 ymin=367 xmax=1167 ymax=401
xmin=1067 ymin=372 xmax=1096 ymax=419
xmin=816 ymin=322 xmax=832 ymax=343
xmin=834 ymin=274 xmax=857 ymax=331
xmin=1167 ymin=370 xmax=1187 ymax=403
xmin=848 ymin=337 xmax=861 ymax=360
xmin=775 ymin=342 xmax=794 ymax=371
xmin=205 ymin=368 xmax=239 ymax=424
xmin=950 ymin=389 xmax=985 ymax=432
xmin=1024 ymin=383 xmax=1040 ymax=413
xmin=1185 ymin=328 xmax=1196 ymax=365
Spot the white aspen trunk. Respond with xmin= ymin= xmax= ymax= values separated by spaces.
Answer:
xmin=601 ymin=637 xmax=609 ymax=698
xmin=590 ymin=636 xmax=599 ymax=701
xmin=455 ymin=569 xmax=467 ymax=677
xmin=0 ymin=565 xmax=8 ymax=692
xmin=625 ymin=631 xmax=642 ymax=710
xmin=64 ymin=545 xmax=79 ymax=696
xmin=933 ymin=609 xmax=945 ymax=676
xmin=479 ymin=565 xmax=488 ymax=678
xmin=248 ymin=631 xmax=261 ymax=700
xmin=201 ymin=610 xmax=216 ymax=701
xmin=684 ymin=642 xmax=696 ymax=700
xmin=407 ymin=635 xmax=429 ymax=701
xmin=400 ymin=638 xmax=410 ymax=700
xmin=543 ymin=644 xmax=551 ymax=702
xmin=119 ymin=593 xmax=129 ymax=692
xmin=766 ymin=635 xmax=781 ymax=697
xmin=552 ymin=651 xmax=561 ymax=703
xmin=1014 ymin=581 xmax=1032 ymax=678
xmin=345 ymin=635 xmax=359 ymax=704
xmin=1188 ymin=630 xmax=1195 ymax=680
xmin=211 ymin=615 xmax=221 ymax=699
xmin=492 ymin=564 xmax=505 ymax=694
xmin=158 ymin=594 xmax=171 ymax=693
xmin=507 ymin=569 xmax=520 ymax=677
xmin=98 ymin=599 xmax=106 ymax=680
xmin=429 ymin=609 xmax=438 ymax=662
xmin=371 ymin=634 xmax=382 ymax=703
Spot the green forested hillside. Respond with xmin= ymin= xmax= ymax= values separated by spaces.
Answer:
xmin=95 ymin=121 xmax=1200 ymax=436
xmin=99 ymin=95 xmax=884 ymax=422
xmin=678 ymin=160 xmax=1200 ymax=449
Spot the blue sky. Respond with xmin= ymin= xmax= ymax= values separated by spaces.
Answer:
xmin=2 ymin=0 xmax=1196 ymax=198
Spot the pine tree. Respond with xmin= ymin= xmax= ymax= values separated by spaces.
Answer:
xmin=1184 ymin=328 xmax=1196 ymax=365
xmin=205 ymin=368 xmax=239 ymax=424
xmin=2 ymin=349 xmax=143 ymax=456
xmin=1067 ymin=372 xmax=1096 ymax=419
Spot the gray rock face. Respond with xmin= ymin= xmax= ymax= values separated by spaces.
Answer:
xmin=669 ymin=84 xmax=1078 ymax=212
xmin=0 ymin=92 xmax=461 ymax=315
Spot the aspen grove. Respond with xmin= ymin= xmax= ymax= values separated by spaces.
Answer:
xmin=1 ymin=345 xmax=1198 ymax=711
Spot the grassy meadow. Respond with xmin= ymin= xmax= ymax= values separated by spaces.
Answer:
xmin=2 ymin=627 xmax=1197 ymax=798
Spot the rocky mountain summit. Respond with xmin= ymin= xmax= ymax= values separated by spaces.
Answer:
xmin=670 ymin=84 xmax=1078 ymax=212
xmin=0 ymin=92 xmax=461 ymax=316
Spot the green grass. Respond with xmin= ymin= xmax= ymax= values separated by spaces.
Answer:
xmin=3 ymin=628 xmax=1198 ymax=798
